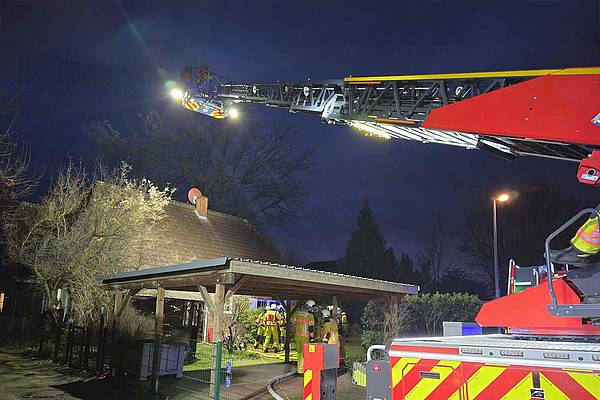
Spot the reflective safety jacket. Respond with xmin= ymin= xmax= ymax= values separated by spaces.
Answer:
xmin=572 ymin=216 xmax=600 ymax=254
xmin=321 ymin=319 xmax=339 ymax=344
xmin=292 ymin=310 xmax=315 ymax=338
xmin=340 ymin=311 xmax=348 ymax=336
xmin=263 ymin=310 xmax=281 ymax=327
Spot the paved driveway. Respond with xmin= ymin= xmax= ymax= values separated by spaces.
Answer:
xmin=0 ymin=347 xmax=147 ymax=399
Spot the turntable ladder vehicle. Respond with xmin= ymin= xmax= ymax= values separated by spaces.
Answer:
xmin=175 ymin=65 xmax=600 ymax=399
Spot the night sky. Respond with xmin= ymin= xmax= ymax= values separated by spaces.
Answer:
xmin=1 ymin=1 xmax=599 ymax=263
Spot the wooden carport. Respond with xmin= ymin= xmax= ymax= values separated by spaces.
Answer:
xmin=99 ymin=257 xmax=418 ymax=398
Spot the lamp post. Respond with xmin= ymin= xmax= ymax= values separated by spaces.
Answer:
xmin=493 ymin=193 xmax=510 ymax=298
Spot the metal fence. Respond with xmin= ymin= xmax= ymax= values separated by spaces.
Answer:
xmin=150 ymin=336 xmax=295 ymax=400
xmin=36 ymin=310 xmax=110 ymax=374
xmin=154 ymin=338 xmax=233 ymax=400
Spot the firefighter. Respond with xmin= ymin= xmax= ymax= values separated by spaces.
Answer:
xmin=253 ymin=306 xmax=268 ymax=349
xmin=340 ymin=308 xmax=349 ymax=341
xmin=292 ymin=299 xmax=316 ymax=374
xmin=263 ymin=304 xmax=281 ymax=353
xmin=550 ymin=212 xmax=600 ymax=265
xmin=320 ymin=308 xmax=339 ymax=344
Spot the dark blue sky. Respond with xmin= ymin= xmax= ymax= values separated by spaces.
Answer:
xmin=1 ymin=0 xmax=599 ymax=263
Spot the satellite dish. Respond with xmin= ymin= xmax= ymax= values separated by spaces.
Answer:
xmin=187 ymin=188 xmax=202 ymax=205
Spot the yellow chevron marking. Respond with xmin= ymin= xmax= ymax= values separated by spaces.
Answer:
xmin=404 ymin=360 xmax=461 ymax=400
xmin=344 ymin=67 xmax=600 ymax=82
xmin=391 ymin=357 xmax=420 ymax=388
xmin=568 ymin=371 xmax=600 ymax=398
xmin=304 ymin=369 xmax=312 ymax=387
xmin=500 ymin=373 xmax=533 ymax=400
xmin=304 ymin=394 xmax=312 ymax=400
xmin=448 ymin=364 xmax=507 ymax=400
xmin=539 ymin=373 xmax=570 ymax=400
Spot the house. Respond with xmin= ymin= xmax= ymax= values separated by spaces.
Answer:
xmin=127 ymin=187 xmax=287 ymax=343
xmin=0 ymin=184 xmax=286 ymax=342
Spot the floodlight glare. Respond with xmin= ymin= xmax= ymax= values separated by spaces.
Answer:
xmin=170 ymin=88 xmax=184 ymax=100
xmin=228 ymin=108 xmax=239 ymax=118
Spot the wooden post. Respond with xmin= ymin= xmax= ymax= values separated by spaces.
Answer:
xmin=151 ymin=286 xmax=165 ymax=394
xmin=332 ymin=296 xmax=339 ymax=327
xmin=211 ymin=283 xmax=225 ymax=400
xmin=281 ymin=299 xmax=293 ymax=363
xmin=110 ymin=289 xmax=123 ymax=377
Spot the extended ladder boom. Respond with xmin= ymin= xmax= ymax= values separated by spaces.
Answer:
xmin=176 ymin=66 xmax=600 ymax=184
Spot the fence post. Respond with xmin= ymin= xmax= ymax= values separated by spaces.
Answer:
xmin=211 ymin=283 xmax=225 ymax=400
xmin=38 ymin=312 xmax=46 ymax=357
xmin=84 ymin=326 xmax=91 ymax=369
xmin=96 ymin=304 xmax=106 ymax=374
xmin=53 ymin=314 xmax=64 ymax=362
xmin=151 ymin=286 xmax=165 ymax=394
xmin=67 ymin=323 xmax=74 ymax=365
xmin=79 ymin=326 xmax=85 ymax=367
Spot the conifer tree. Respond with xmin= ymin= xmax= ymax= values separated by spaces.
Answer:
xmin=339 ymin=199 xmax=398 ymax=280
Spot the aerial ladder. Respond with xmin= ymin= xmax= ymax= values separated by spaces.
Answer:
xmin=175 ymin=66 xmax=600 ymax=399
xmin=176 ymin=66 xmax=600 ymax=185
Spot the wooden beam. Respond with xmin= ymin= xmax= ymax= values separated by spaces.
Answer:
xmin=110 ymin=289 xmax=123 ymax=377
xmin=279 ymin=299 xmax=293 ymax=363
xmin=136 ymin=289 xmax=204 ymax=301
xmin=218 ymin=272 xmax=236 ymax=285
xmin=332 ymin=296 xmax=339 ymax=327
xmin=210 ymin=283 xmax=225 ymax=400
xmin=116 ymin=288 xmax=140 ymax=318
xmin=151 ymin=286 xmax=165 ymax=394
xmin=224 ymin=275 xmax=250 ymax=304
xmin=197 ymin=285 xmax=215 ymax=315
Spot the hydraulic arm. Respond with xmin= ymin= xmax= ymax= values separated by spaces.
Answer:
xmin=176 ymin=66 xmax=600 ymax=184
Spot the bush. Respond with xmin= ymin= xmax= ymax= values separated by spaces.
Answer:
xmin=229 ymin=296 xmax=261 ymax=346
xmin=360 ymin=330 xmax=384 ymax=350
xmin=360 ymin=293 xmax=483 ymax=347
xmin=406 ymin=293 xmax=483 ymax=336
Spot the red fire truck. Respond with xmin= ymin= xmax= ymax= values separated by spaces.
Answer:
xmin=176 ymin=66 xmax=600 ymax=398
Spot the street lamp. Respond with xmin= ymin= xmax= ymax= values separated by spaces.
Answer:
xmin=493 ymin=193 xmax=511 ymax=298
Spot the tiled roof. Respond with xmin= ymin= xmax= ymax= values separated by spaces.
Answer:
xmin=139 ymin=200 xmax=286 ymax=269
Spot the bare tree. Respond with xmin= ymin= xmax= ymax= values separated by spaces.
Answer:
xmin=7 ymin=161 xmax=173 ymax=326
xmin=89 ymin=112 xmax=314 ymax=227
xmin=460 ymin=177 xmax=580 ymax=295
xmin=416 ymin=216 xmax=453 ymax=292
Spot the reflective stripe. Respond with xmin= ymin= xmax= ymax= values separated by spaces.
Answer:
xmin=568 ymin=371 xmax=600 ymax=398
xmin=575 ymin=228 xmax=600 ymax=245
xmin=388 ymin=350 xmax=600 ymax=370
xmin=404 ymin=360 xmax=460 ymax=399
xmin=391 ymin=357 xmax=420 ymax=388
xmin=572 ymin=217 xmax=600 ymax=253
xmin=303 ymin=369 xmax=312 ymax=400
xmin=457 ymin=365 xmax=506 ymax=399
xmin=539 ymin=373 xmax=571 ymax=399
xmin=500 ymin=373 xmax=534 ymax=399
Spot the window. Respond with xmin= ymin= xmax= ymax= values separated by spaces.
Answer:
xmin=0 ymin=292 xmax=5 ymax=314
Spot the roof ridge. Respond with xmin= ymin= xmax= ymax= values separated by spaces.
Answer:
xmin=167 ymin=198 xmax=250 ymax=223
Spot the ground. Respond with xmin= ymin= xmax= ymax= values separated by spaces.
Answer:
xmin=0 ymin=346 xmax=142 ymax=399
xmin=0 ymin=344 xmax=365 ymax=400
xmin=257 ymin=373 xmax=365 ymax=400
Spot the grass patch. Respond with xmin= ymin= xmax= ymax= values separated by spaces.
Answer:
xmin=183 ymin=342 xmax=293 ymax=371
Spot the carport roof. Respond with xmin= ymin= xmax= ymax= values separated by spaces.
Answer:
xmin=99 ymin=257 xmax=418 ymax=300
